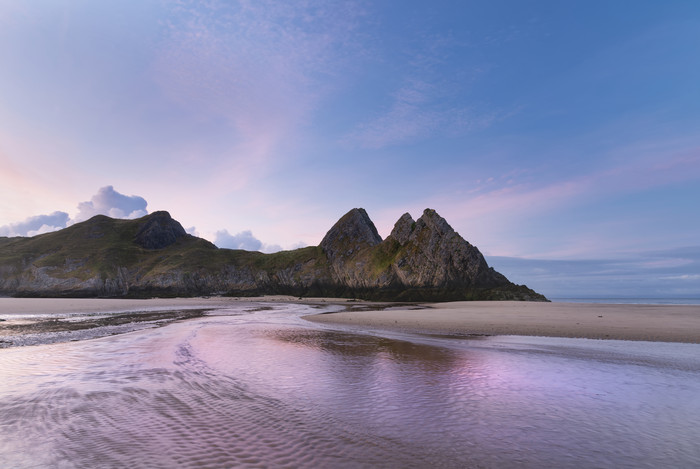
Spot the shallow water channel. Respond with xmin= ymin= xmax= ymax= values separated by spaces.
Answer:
xmin=1 ymin=302 xmax=699 ymax=468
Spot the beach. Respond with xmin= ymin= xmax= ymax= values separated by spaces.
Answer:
xmin=0 ymin=295 xmax=340 ymax=316
xmin=3 ymin=297 xmax=700 ymax=345
xmin=305 ymin=301 xmax=700 ymax=343
xmin=0 ymin=296 xmax=347 ymax=348
xmin=2 ymin=297 xmax=700 ymax=467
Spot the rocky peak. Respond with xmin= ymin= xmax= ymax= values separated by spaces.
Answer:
xmin=415 ymin=208 xmax=454 ymax=238
xmin=388 ymin=213 xmax=415 ymax=245
xmin=389 ymin=208 xmax=494 ymax=285
xmin=320 ymin=208 xmax=382 ymax=260
xmin=134 ymin=211 xmax=187 ymax=250
xmin=402 ymin=208 xmax=461 ymax=254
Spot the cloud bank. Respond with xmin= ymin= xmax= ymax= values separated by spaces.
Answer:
xmin=214 ymin=229 xmax=282 ymax=254
xmin=0 ymin=186 xmax=149 ymax=237
xmin=74 ymin=186 xmax=148 ymax=222
xmin=0 ymin=211 xmax=70 ymax=237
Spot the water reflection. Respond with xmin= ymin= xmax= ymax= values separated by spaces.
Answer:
xmin=273 ymin=328 xmax=464 ymax=365
xmin=0 ymin=303 xmax=699 ymax=468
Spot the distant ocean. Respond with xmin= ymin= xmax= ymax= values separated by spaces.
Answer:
xmin=551 ymin=298 xmax=700 ymax=305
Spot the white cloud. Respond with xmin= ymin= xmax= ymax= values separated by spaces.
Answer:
xmin=0 ymin=186 xmax=149 ymax=237
xmin=0 ymin=211 xmax=70 ymax=237
xmin=73 ymin=186 xmax=148 ymax=222
xmin=214 ymin=229 xmax=263 ymax=251
xmin=261 ymin=244 xmax=283 ymax=254
xmin=213 ymin=229 xmax=289 ymax=253
xmin=27 ymin=224 xmax=64 ymax=237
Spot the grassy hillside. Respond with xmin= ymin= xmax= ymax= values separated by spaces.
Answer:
xmin=0 ymin=211 xmax=547 ymax=301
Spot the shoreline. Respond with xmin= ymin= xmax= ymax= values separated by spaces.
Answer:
xmin=0 ymin=296 xmax=358 ymax=348
xmin=2 ymin=297 xmax=700 ymax=345
xmin=304 ymin=301 xmax=700 ymax=344
xmin=0 ymin=295 xmax=365 ymax=316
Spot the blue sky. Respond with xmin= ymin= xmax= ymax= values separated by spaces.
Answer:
xmin=1 ymin=1 xmax=699 ymax=298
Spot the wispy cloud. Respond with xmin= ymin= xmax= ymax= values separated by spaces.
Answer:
xmin=345 ymin=77 xmax=504 ymax=149
xmin=152 ymin=0 xmax=364 ymax=167
xmin=343 ymin=25 xmax=513 ymax=149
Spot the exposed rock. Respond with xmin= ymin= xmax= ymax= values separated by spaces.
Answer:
xmin=388 ymin=213 xmax=415 ymax=245
xmin=134 ymin=211 xmax=187 ymax=250
xmin=395 ymin=208 xmax=494 ymax=287
xmin=0 ymin=208 xmax=547 ymax=301
xmin=320 ymin=208 xmax=382 ymax=261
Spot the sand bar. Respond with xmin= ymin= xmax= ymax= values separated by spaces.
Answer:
xmin=0 ymin=295 xmax=348 ymax=316
xmin=3 ymin=297 xmax=699 ymax=344
xmin=0 ymin=295 xmax=359 ymax=347
xmin=305 ymin=301 xmax=700 ymax=343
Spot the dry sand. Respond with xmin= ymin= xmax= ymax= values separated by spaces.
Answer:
xmin=305 ymin=301 xmax=700 ymax=343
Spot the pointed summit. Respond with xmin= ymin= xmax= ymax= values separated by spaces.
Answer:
xmin=0 ymin=206 xmax=547 ymax=301
xmin=385 ymin=208 xmax=497 ymax=288
xmin=416 ymin=208 xmax=454 ymax=237
xmin=134 ymin=211 xmax=187 ymax=250
xmin=388 ymin=213 xmax=415 ymax=245
xmin=320 ymin=208 xmax=382 ymax=260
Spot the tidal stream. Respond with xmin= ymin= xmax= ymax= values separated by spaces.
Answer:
xmin=1 ymin=302 xmax=699 ymax=468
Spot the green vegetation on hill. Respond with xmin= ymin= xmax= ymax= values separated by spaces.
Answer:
xmin=0 ymin=210 xmax=548 ymax=301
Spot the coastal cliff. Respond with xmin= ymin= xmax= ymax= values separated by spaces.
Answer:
xmin=0 ymin=209 xmax=547 ymax=301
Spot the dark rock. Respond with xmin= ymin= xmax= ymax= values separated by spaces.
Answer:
xmin=388 ymin=213 xmax=415 ymax=245
xmin=320 ymin=208 xmax=382 ymax=261
xmin=0 ymin=207 xmax=548 ymax=301
xmin=134 ymin=211 xmax=187 ymax=250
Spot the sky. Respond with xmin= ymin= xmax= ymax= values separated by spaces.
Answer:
xmin=1 ymin=0 xmax=699 ymax=298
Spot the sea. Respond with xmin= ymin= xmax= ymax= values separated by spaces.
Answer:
xmin=1 ymin=299 xmax=699 ymax=468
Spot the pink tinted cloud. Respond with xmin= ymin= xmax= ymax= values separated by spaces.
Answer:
xmin=149 ymin=1 xmax=365 ymax=199
xmin=152 ymin=1 xmax=361 ymax=148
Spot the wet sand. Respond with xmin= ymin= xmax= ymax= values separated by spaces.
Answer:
xmin=0 ymin=295 xmax=352 ymax=316
xmin=305 ymin=301 xmax=700 ymax=343
xmin=0 ymin=296 xmax=374 ymax=347
xmin=3 ymin=297 xmax=700 ymax=345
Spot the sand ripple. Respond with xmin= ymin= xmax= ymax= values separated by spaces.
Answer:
xmin=1 ymin=304 xmax=700 ymax=468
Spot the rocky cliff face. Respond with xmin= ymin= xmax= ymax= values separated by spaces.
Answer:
xmin=318 ymin=208 xmax=544 ymax=301
xmin=0 ymin=209 xmax=547 ymax=301
xmin=134 ymin=211 xmax=187 ymax=249
xmin=319 ymin=208 xmax=384 ymax=288
xmin=391 ymin=209 xmax=509 ymax=288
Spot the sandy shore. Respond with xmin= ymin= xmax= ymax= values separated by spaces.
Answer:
xmin=0 ymin=295 xmax=354 ymax=316
xmin=0 ymin=295 xmax=363 ymax=348
xmin=305 ymin=301 xmax=700 ymax=343
xmin=3 ymin=297 xmax=699 ymax=344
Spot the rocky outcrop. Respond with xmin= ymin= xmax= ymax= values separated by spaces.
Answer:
xmin=389 ymin=213 xmax=415 ymax=245
xmin=320 ymin=208 xmax=382 ymax=260
xmin=315 ymin=208 xmax=545 ymax=301
xmin=134 ymin=211 xmax=187 ymax=249
xmin=387 ymin=208 xmax=505 ymax=288
xmin=0 ymin=209 xmax=547 ymax=301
